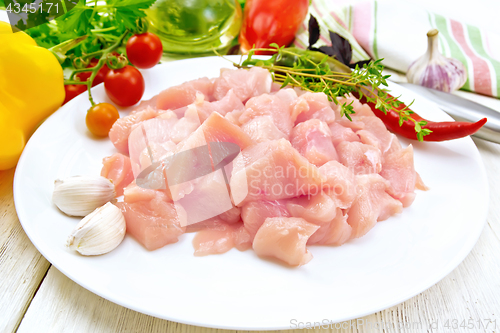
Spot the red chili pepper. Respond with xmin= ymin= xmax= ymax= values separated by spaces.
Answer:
xmin=358 ymin=94 xmax=487 ymax=141
xmin=239 ymin=0 xmax=309 ymax=55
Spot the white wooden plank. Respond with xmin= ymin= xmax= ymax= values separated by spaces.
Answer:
xmin=0 ymin=168 xmax=51 ymax=333
xmin=473 ymin=138 xmax=500 ymax=239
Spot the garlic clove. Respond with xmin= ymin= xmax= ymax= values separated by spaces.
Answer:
xmin=67 ymin=202 xmax=126 ymax=256
xmin=53 ymin=175 xmax=116 ymax=217
xmin=407 ymin=29 xmax=467 ymax=92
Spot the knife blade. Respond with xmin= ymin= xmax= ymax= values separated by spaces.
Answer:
xmin=398 ymin=82 xmax=500 ymax=144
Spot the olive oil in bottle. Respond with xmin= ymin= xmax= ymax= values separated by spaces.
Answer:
xmin=146 ymin=0 xmax=242 ymax=55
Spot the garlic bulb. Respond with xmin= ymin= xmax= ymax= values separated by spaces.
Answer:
xmin=53 ymin=175 xmax=116 ymax=217
xmin=67 ymin=202 xmax=126 ymax=255
xmin=407 ymin=29 xmax=467 ymax=92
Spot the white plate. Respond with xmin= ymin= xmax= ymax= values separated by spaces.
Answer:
xmin=14 ymin=56 xmax=488 ymax=330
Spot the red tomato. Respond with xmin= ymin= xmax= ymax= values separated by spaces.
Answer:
xmin=238 ymin=0 xmax=309 ymax=54
xmin=86 ymin=103 xmax=120 ymax=137
xmin=63 ymin=84 xmax=87 ymax=105
xmin=76 ymin=58 xmax=110 ymax=86
xmin=104 ymin=65 xmax=145 ymax=107
xmin=126 ymin=32 xmax=163 ymax=69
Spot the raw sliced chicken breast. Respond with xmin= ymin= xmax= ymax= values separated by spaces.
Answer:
xmin=384 ymin=133 xmax=403 ymax=156
xmin=201 ymin=112 xmax=254 ymax=150
xmin=336 ymin=94 xmax=376 ymax=118
xmin=415 ymin=172 xmax=428 ymax=191
xmin=175 ymin=111 xmax=253 ymax=156
xmin=286 ymin=192 xmax=352 ymax=245
xmin=381 ymin=145 xmax=418 ymax=207
xmin=253 ymin=217 xmax=319 ymax=266
xmin=357 ymin=129 xmax=382 ymax=151
xmin=239 ymin=90 xmax=295 ymax=136
xmin=168 ymin=105 xmax=202 ymax=144
xmin=213 ymin=67 xmax=272 ymax=102
xmin=192 ymin=221 xmax=251 ymax=256
xmin=101 ymin=153 xmax=134 ymax=197
xmin=230 ymin=139 xmax=325 ymax=205
xmin=347 ymin=174 xmax=403 ymax=239
xmin=109 ymin=106 xmax=163 ymax=154
xmin=131 ymin=95 xmax=158 ymax=113
xmin=171 ymin=169 xmax=234 ymax=226
xmin=157 ymin=77 xmax=214 ymax=110
xmin=241 ymin=200 xmax=290 ymax=238
xmin=195 ymin=89 xmax=245 ymax=122
xmin=329 ymin=122 xmax=360 ymax=146
xmin=164 ymin=128 xmax=210 ymax=202
xmin=286 ymin=193 xmax=338 ymax=225
xmin=318 ymin=160 xmax=357 ymax=209
xmin=117 ymin=191 xmax=185 ymax=251
xmin=270 ymin=82 xmax=306 ymax=97
xmin=169 ymin=116 xmax=245 ymax=202
xmin=174 ymin=123 xmax=208 ymax=153
xmin=335 ymin=117 xmax=365 ymax=131
xmin=218 ymin=206 xmax=242 ymax=224
xmin=136 ymin=141 xmax=175 ymax=177
xmin=169 ymin=112 xmax=252 ymax=201
xmin=225 ymin=108 xmax=246 ymax=126
xmin=337 ymin=141 xmax=382 ymax=175
xmin=272 ymin=88 xmax=298 ymax=104
xmin=241 ymin=116 xmax=288 ymax=143
xmin=290 ymin=119 xmax=338 ymax=166
xmin=128 ymin=115 xmax=179 ymax=177
xmin=354 ymin=116 xmax=394 ymax=153
xmin=291 ymin=92 xmax=336 ymax=125
xmin=123 ymin=181 xmax=170 ymax=203
xmin=307 ymin=208 xmax=352 ymax=246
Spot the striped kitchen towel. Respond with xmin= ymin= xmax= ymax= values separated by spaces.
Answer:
xmin=293 ymin=0 xmax=500 ymax=98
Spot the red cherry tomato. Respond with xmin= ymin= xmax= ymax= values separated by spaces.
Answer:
xmin=63 ymin=84 xmax=87 ymax=105
xmin=126 ymin=32 xmax=163 ymax=69
xmin=238 ymin=0 xmax=309 ymax=54
xmin=76 ymin=58 xmax=110 ymax=86
xmin=104 ymin=65 xmax=145 ymax=107
xmin=86 ymin=103 xmax=120 ymax=137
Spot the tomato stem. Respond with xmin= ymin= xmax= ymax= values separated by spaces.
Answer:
xmin=66 ymin=30 xmax=130 ymax=107
xmin=135 ymin=17 xmax=149 ymax=34
xmin=64 ymin=80 xmax=88 ymax=85
xmin=106 ymin=53 xmax=129 ymax=70
xmin=82 ymin=30 xmax=129 ymax=60
xmin=87 ymin=81 xmax=95 ymax=106
xmin=69 ymin=68 xmax=94 ymax=80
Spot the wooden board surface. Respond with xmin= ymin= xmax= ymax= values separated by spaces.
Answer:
xmin=0 ymin=168 xmax=50 ymax=332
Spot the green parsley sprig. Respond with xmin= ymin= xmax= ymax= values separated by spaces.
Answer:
xmin=24 ymin=0 xmax=155 ymax=69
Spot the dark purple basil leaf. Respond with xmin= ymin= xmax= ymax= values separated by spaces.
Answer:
xmin=308 ymin=15 xmax=320 ymax=49
xmin=349 ymin=60 xmax=371 ymax=69
xmin=329 ymin=31 xmax=352 ymax=65
xmin=318 ymin=45 xmax=336 ymax=57
xmin=319 ymin=44 xmax=349 ymax=65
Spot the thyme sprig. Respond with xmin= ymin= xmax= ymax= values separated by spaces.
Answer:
xmin=233 ymin=44 xmax=431 ymax=141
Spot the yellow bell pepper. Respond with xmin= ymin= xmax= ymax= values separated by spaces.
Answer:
xmin=0 ymin=21 xmax=65 ymax=170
